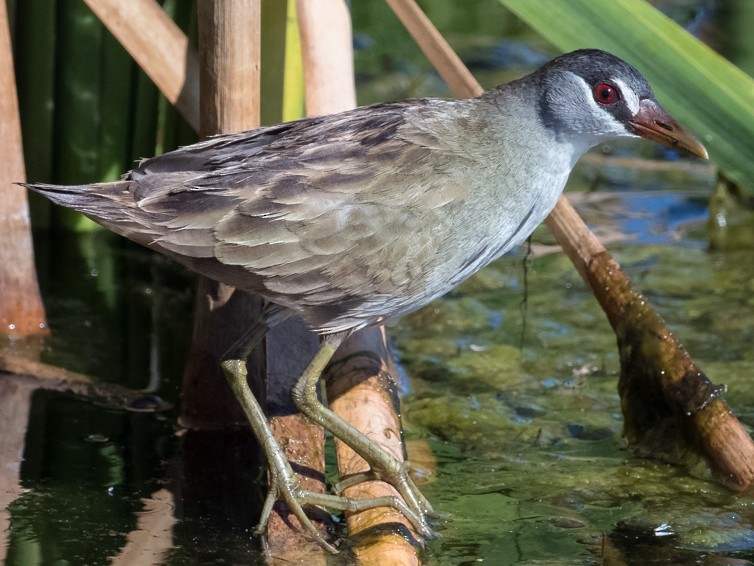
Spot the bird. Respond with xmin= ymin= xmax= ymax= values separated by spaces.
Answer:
xmin=25 ymin=49 xmax=708 ymax=552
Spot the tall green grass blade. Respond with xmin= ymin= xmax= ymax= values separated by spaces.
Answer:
xmin=282 ymin=0 xmax=304 ymax=122
xmin=129 ymin=64 xmax=159 ymax=167
xmin=261 ymin=0 xmax=288 ymax=125
xmin=156 ymin=0 xmax=197 ymax=153
xmin=98 ymin=27 xmax=133 ymax=181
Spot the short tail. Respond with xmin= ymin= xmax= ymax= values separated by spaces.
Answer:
xmin=21 ymin=181 xmax=133 ymax=223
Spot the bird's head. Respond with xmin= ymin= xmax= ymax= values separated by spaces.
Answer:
xmin=537 ymin=49 xmax=708 ymax=159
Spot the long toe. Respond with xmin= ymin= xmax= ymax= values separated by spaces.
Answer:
xmin=332 ymin=459 xmax=437 ymax=529
xmin=291 ymin=334 xmax=437 ymax=536
xmin=377 ymin=461 xmax=435 ymax=520
xmin=266 ymin=474 xmax=340 ymax=554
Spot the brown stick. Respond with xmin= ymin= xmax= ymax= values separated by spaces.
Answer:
xmin=296 ymin=0 xmax=356 ymax=115
xmin=0 ymin=353 xmax=177 ymax=413
xmin=384 ymin=0 xmax=480 ymax=99
xmin=179 ymin=0 xmax=264 ymax=432
xmin=197 ymin=2 xmax=260 ymax=136
xmin=0 ymin=0 xmax=47 ymax=336
xmin=179 ymin=284 xmax=256 ymax=429
xmin=192 ymin=1 xmax=333 ymax=555
xmin=388 ymin=0 xmax=754 ymax=489
xmin=185 ymin=0 xmax=324 ymax=552
xmin=0 ymin=352 xmax=92 ymax=384
xmin=83 ymin=0 xmax=200 ymax=131
xmin=547 ymin=199 xmax=754 ymax=489
xmin=263 ymin=320 xmax=328 ymax=561
xmin=296 ymin=2 xmax=420 ymax=559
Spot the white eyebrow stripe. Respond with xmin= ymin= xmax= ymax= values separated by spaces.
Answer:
xmin=613 ymin=78 xmax=639 ymax=114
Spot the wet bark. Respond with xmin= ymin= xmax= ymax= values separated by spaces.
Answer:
xmin=325 ymin=331 xmax=423 ymax=564
xmin=547 ymin=199 xmax=754 ymax=489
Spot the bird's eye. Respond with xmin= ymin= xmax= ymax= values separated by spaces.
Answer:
xmin=593 ymin=82 xmax=618 ymax=104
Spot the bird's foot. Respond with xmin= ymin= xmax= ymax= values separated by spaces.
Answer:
xmin=256 ymin=461 xmax=433 ymax=553
xmin=290 ymin=333 xmax=439 ymax=539
xmin=221 ymin=358 xmax=339 ymax=553
xmin=333 ymin=462 xmax=437 ymax=522
xmin=255 ymin=462 xmax=339 ymax=554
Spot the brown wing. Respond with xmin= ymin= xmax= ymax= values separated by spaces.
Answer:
xmin=135 ymin=99 xmax=477 ymax=320
xmin=30 ymin=97 xmax=479 ymax=330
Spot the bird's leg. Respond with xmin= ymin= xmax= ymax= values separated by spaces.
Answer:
xmin=221 ymin=320 xmax=429 ymax=552
xmin=291 ymin=331 xmax=435 ymax=537
xmin=220 ymin=357 xmax=339 ymax=552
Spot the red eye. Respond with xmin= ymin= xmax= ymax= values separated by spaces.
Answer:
xmin=593 ymin=82 xmax=617 ymax=104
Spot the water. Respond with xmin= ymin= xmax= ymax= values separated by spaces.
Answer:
xmin=393 ymin=205 xmax=754 ymax=564
xmin=4 ymin=0 xmax=754 ymax=564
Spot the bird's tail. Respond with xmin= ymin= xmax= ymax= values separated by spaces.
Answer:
xmin=20 ymin=181 xmax=158 ymax=247
xmin=21 ymin=181 xmax=133 ymax=223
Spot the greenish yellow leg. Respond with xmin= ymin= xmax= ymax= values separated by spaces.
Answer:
xmin=291 ymin=332 xmax=435 ymax=537
xmin=221 ymin=358 xmax=338 ymax=554
xmin=222 ymin=353 xmax=432 ymax=553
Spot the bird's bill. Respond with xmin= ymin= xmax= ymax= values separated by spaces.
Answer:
xmin=629 ymin=99 xmax=709 ymax=160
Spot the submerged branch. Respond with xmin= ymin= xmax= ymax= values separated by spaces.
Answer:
xmin=548 ymin=198 xmax=754 ymax=490
xmin=389 ymin=0 xmax=754 ymax=490
xmin=0 ymin=351 xmax=171 ymax=412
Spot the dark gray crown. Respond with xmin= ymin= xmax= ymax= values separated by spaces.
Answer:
xmin=543 ymin=49 xmax=653 ymax=99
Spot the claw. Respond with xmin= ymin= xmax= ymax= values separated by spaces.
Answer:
xmin=224 ymin=334 xmax=440 ymax=552
xmin=335 ymin=463 xmax=436 ymax=521
xmin=222 ymin=357 xmax=340 ymax=554
xmin=291 ymin=333 xmax=439 ymax=537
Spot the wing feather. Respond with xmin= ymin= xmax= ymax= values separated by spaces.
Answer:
xmin=38 ymin=97 xmax=481 ymax=329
